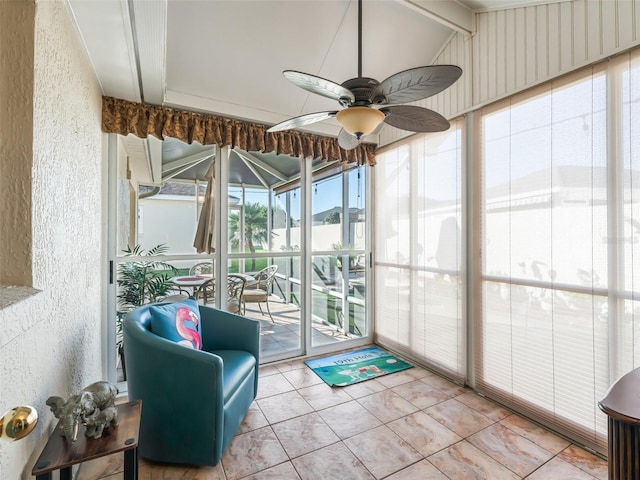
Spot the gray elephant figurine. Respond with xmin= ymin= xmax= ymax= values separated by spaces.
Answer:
xmin=46 ymin=381 xmax=119 ymax=444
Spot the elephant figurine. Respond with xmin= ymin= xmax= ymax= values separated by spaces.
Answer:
xmin=46 ymin=381 xmax=119 ymax=444
xmin=83 ymin=405 xmax=118 ymax=439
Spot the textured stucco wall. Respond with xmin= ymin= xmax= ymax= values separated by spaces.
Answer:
xmin=0 ymin=1 xmax=104 ymax=479
xmin=0 ymin=0 xmax=34 ymax=287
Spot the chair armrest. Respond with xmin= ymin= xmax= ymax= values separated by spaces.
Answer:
xmin=200 ymin=306 xmax=260 ymax=362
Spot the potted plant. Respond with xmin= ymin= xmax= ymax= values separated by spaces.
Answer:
xmin=116 ymin=244 xmax=178 ymax=380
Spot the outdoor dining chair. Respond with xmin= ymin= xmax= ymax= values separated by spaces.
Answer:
xmin=242 ymin=265 xmax=278 ymax=322
xmin=226 ymin=274 xmax=247 ymax=314
xmin=189 ymin=262 xmax=215 ymax=304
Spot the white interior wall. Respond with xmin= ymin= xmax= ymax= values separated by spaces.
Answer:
xmin=0 ymin=1 xmax=105 ymax=478
xmin=379 ymin=0 xmax=640 ymax=146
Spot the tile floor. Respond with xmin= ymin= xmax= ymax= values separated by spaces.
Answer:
xmin=82 ymin=353 xmax=608 ymax=480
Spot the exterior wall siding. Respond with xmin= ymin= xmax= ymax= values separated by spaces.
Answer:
xmin=0 ymin=1 xmax=104 ymax=479
xmin=379 ymin=0 xmax=640 ymax=147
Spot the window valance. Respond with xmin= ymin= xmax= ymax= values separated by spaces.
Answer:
xmin=101 ymin=96 xmax=376 ymax=166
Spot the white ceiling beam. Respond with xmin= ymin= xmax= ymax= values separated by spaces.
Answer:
xmin=233 ymin=149 xmax=288 ymax=182
xmin=147 ymin=136 xmax=163 ymax=184
xmin=395 ymin=0 xmax=473 ymax=35
xmin=161 ymin=150 xmax=214 ymax=182
xmin=237 ymin=156 xmax=270 ymax=189
xmin=130 ymin=0 xmax=167 ymax=104
xmin=272 ymin=161 xmax=340 ymax=191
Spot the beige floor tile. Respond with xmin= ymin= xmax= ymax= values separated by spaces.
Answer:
xmin=259 ymin=364 xmax=280 ymax=377
xmin=106 ymin=347 xmax=611 ymax=480
xmin=238 ymin=402 xmax=269 ymax=434
xmin=292 ymin=442 xmax=375 ymax=480
xmin=344 ymin=425 xmax=423 ymax=478
xmin=275 ymin=358 xmax=307 ymax=373
xmin=283 ymin=367 xmax=325 ymax=389
xmin=420 ymin=374 xmax=468 ymax=396
xmin=257 ymin=390 xmax=314 ymax=424
xmin=558 ymin=445 xmax=608 ymax=480
xmin=376 ymin=370 xmax=420 ymax=388
xmin=391 ymin=380 xmax=452 ymax=409
xmin=428 ymin=441 xmax=520 ymax=480
xmin=342 ymin=379 xmax=386 ymax=398
xmin=425 ymin=398 xmax=494 ymax=437
xmin=241 ymin=461 xmax=301 ymax=479
xmin=468 ymin=423 xmax=554 ymax=477
xmin=500 ymin=414 xmax=571 ymax=454
xmin=255 ymin=373 xmax=295 ymax=399
xmin=221 ymin=426 xmax=288 ymax=480
xmin=357 ymin=389 xmax=419 ymax=423
xmin=138 ymin=458 xmax=225 ymax=480
xmin=388 ymin=410 xmax=462 ymax=456
xmin=385 ymin=460 xmax=448 ymax=480
xmin=272 ymin=412 xmax=340 ymax=458
xmin=527 ymin=457 xmax=599 ymax=479
xmin=455 ymin=392 xmax=512 ymax=421
xmin=297 ymin=382 xmax=352 ymax=410
xmin=318 ymin=400 xmax=382 ymax=439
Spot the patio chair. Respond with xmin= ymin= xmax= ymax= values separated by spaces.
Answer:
xmin=226 ymin=274 xmax=246 ymax=314
xmin=189 ymin=262 xmax=214 ymax=304
xmin=242 ymin=265 xmax=278 ymax=322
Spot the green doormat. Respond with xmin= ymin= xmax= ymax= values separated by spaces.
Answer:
xmin=305 ymin=347 xmax=412 ymax=387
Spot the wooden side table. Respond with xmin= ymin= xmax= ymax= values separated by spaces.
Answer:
xmin=599 ymin=368 xmax=640 ymax=480
xmin=32 ymin=400 xmax=141 ymax=480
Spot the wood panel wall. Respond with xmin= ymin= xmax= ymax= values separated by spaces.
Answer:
xmin=379 ymin=0 xmax=640 ymax=147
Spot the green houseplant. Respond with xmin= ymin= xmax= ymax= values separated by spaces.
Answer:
xmin=116 ymin=244 xmax=178 ymax=379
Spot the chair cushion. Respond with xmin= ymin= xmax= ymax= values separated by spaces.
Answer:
xmin=149 ymin=298 xmax=202 ymax=350
xmin=210 ymin=350 xmax=257 ymax=403
xmin=243 ymin=289 xmax=268 ymax=301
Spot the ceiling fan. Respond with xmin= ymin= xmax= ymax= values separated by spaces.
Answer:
xmin=267 ymin=0 xmax=462 ymax=150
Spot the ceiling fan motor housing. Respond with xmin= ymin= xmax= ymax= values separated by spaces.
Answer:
xmin=340 ymin=77 xmax=381 ymax=106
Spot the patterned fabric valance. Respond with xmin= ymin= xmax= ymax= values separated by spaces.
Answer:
xmin=101 ymin=96 xmax=376 ymax=166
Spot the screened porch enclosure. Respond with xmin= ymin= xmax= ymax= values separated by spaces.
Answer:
xmin=114 ymin=136 xmax=370 ymax=370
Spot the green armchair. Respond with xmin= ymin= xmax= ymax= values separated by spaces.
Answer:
xmin=123 ymin=304 xmax=260 ymax=466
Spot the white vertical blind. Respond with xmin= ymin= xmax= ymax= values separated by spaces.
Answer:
xmin=375 ymin=120 xmax=465 ymax=380
xmin=477 ymin=66 xmax=611 ymax=451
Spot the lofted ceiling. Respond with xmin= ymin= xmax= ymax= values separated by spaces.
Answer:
xmin=66 ymin=0 xmax=526 ymax=186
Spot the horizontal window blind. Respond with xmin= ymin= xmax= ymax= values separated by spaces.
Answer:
xmin=375 ymin=120 xmax=465 ymax=381
xmin=476 ymin=66 xmax=610 ymax=452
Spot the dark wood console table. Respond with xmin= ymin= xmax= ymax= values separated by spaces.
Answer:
xmin=32 ymin=400 xmax=141 ymax=480
xmin=599 ymin=369 xmax=640 ymax=479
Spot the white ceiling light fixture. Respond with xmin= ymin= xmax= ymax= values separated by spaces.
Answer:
xmin=267 ymin=0 xmax=462 ymax=150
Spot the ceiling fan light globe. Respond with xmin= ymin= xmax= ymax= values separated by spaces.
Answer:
xmin=336 ymin=107 xmax=385 ymax=137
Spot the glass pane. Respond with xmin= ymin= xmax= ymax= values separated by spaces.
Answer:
xmin=272 ymin=187 xmax=301 ymax=254
xmin=311 ymin=174 xmax=343 ymax=252
xmin=228 ymin=256 xmax=301 ymax=358
xmin=228 ymin=186 xmax=269 ymax=256
xmin=124 ymin=181 xmax=205 ymax=255
xmin=348 ymin=166 xmax=367 ymax=250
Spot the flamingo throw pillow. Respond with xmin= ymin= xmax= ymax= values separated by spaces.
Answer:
xmin=149 ymin=298 xmax=202 ymax=350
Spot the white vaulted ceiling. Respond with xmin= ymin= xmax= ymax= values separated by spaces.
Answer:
xmin=68 ymin=0 xmax=477 ymax=138
xmin=66 ymin=0 xmax=533 ymax=184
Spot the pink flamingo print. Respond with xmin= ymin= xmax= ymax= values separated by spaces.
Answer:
xmin=175 ymin=307 xmax=201 ymax=349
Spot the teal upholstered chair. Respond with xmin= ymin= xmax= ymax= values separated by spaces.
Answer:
xmin=123 ymin=303 xmax=260 ymax=466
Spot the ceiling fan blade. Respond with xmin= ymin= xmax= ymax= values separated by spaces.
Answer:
xmin=283 ymin=71 xmax=355 ymax=104
xmin=374 ymin=65 xmax=462 ymax=104
xmin=338 ymin=128 xmax=360 ymax=150
xmin=267 ymin=111 xmax=338 ymax=133
xmin=381 ymin=105 xmax=450 ymax=133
